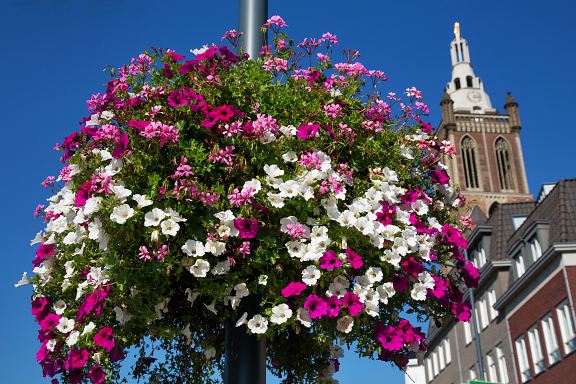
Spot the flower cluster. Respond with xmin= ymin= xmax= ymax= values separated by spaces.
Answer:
xmin=23 ymin=16 xmax=476 ymax=384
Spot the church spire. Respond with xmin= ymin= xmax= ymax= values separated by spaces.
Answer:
xmin=446 ymin=22 xmax=495 ymax=114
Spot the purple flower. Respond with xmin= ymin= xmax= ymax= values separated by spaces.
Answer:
xmin=391 ymin=274 xmax=410 ymax=292
xmin=109 ymin=348 xmax=126 ymax=363
xmin=342 ymin=292 xmax=364 ymax=316
xmin=112 ymin=133 xmax=129 ymax=159
xmin=233 ymin=218 xmax=259 ymax=239
xmin=94 ymin=326 xmax=115 ymax=352
xmin=296 ymin=123 xmax=320 ymax=139
xmin=430 ymin=168 xmax=450 ymax=185
xmin=319 ymin=250 xmax=343 ymax=271
xmin=303 ymin=294 xmax=328 ymax=319
xmin=32 ymin=297 xmax=49 ymax=321
xmin=64 ymin=348 xmax=89 ymax=370
xmin=281 ymin=281 xmax=307 ymax=298
xmin=88 ymin=365 xmax=106 ymax=384
xmin=374 ymin=323 xmax=403 ymax=351
xmin=345 ymin=248 xmax=363 ymax=269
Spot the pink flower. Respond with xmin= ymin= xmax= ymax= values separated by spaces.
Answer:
xmin=65 ymin=348 xmax=90 ymax=370
xmin=234 ymin=218 xmax=259 ymax=239
xmin=460 ymin=262 xmax=480 ymax=288
xmin=281 ymin=281 xmax=307 ymax=298
xmin=40 ymin=313 xmax=61 ymax=330
xmin=319 ymin=250 xmax=343 ymax=271
xmin=88 ymin=365 xmax=106 ymax=384
xmin=94 ymin=327 xmax=115 ymax=352
xmin=112 ymin=133 xmax=129 ymax=158
xmin=452 ymin=302 xmax=472 ymax=322
xmin=459 ymin=215 xmax=473 ymax=230
xmin=74 ymin=181 xmax=92 ymax=207
xmin=345 ymin=248 xmax=363 ymax=269
xmin=323 ymin=103 xmax=342 ymax=119
xmin=303 ymin=294 xmax=328 ymax=319
xmin=138 ymin=246 xmax=152 ymax=261
xmin=430 ymin=168 xmax=450 ymax=185
xmin=32 ymin=297 xmax=49 ymax=320
xmin=296 ymin=123 xmax=319 ymax=139
xmin=342 ymin=292 xmax=364 ymax=316
xmin=33 ymin=243 xmax=54 ymax=267
xmin=41 ymin=176 xmax=55 ymax=188
xmin=325 ymin=296 xmax=341 ymax=317
xmin=33 ymin=204 xmax=45 ymax=218
xmin=391 ymin=274 xmax=410 ymax=292
xmin=264 ymin=15 xmax=287 ymax=29
xmin=441 ymin=224 xmax=468 ymax=248
xmin=374 ymin=323 xmax=403 ymax=351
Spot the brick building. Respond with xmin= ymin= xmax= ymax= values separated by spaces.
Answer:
xmin=405 ymin=24 xmax=576 ymax=384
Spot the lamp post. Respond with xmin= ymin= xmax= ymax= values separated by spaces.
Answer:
xmin=223 ymin=4 xmax=268 ymax=382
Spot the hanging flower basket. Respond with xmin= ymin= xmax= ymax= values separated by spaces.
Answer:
xmin=25 ymin=16 xmax=478 ymax=384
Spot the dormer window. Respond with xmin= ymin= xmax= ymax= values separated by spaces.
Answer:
xmin=466 ymin=76 xmax=473 ymax=87
xmin=529 ymin=235 xmax=542 ymax=262
xmin=454 ymin=78 xmax=461 ymax=90
xmin=514 ymin=250 xmax=526 ymax=279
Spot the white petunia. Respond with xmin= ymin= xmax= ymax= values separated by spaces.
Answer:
xmin=81 ymin=322 xmax=96 ymax=336
xmin=14 ymin=272 xmax=31 ymax=288
xmin=57 ymin=317 xmax=75 ymax=334
xmin=258 ymin=275 xmax=268 ymax=285
xmin=154 ymin=297 xmax=170 ymax=319
xmin=205 ymin=239 xmax=226 ymax=256
xmin=65 ymin=330 xmax=80 ymax=346
xmin=184 ymin=288 xmax=200 ymax=306
xmin=236 ymin=312 xmax=248 ymax=327
xmin=132 ymin=194 xmax=153 ymax=208
xmin=297 ymin=308 xmax=312 ymax=328
xmin=286 ymin=240 xmax=306 ymax=259
xmin=365 ymin=267 xmax=384 ymax=284
xmin=377 ymin=282 xmax=396 ymax=304
xmin=191 ymin=44 xmax=209 ymax=55
xmin=104 ymin=159 xmax=123 ymax=176
xmin=189 ymin=259 xmax=210 ymax=277
xmin=204 ymin=346 xmax=216 ymax=360
xmin=280 ymin=125 xmax=297 ymax=137
xmin=113 ymin=306 xmax=132 ymax=325
xmin=411 ymin=282 xmax=428 ymax=301
xmin=181 ymin=240 xmax=206 ymax=257
xmin=30 ymin=231 xmax=44 ymax=245
xmin=86 ymin=113 xmax=101 ymax=126
xmin=243 ymin=179 xmax=262 ymax=194
xmin=211 ymin=260 xmax=231 ymax=275
xmin=161 ymin=219 xmax=180 ymax=236
xmin=100 ymin=110 xmax=114 ymax=121
xmin=53 ymin=299 xmax=67 ymax=315
xmin=412 ymin=200 xmax=429 ymax=216
xmin=336 ymin=315 xmax=354 ymax=333
xmin=144 ymin=208 xmax=166 ymax=227
xmin=247 ymin=314 xmax=268 ymax=334
xmin=380 ymin=249 xmax=401 ymax=268
xmin=112 ymin=185 xmax=132 ymax=202
xmin=264 ymin=164 xmax=284 ymax=178
xmin=302 ymin=265 xmax=321 ymax=286
xmin=234 ymin=283 xmax=249 ymax=299
xmin=282 ymin=151 xmax=298 ymax=162
xmin=46 ymin=339 xmax=58 ymax=352
xmin=181 ymin=324 xmax=192 ymax=344
xmin=110 ymin=204 xmax=134 ymax=224
xmin=278 ymin=180 xmax=301 ymax=198
xmin=270 ymin=304 xmax=293 ymax=324
xmin=267 ymin=192 xmax=285 ymax=208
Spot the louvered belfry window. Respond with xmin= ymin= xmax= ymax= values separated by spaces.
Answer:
xmin=495 ymin=138 xmax=514 ymax=190
xmin=461 ymin=136 xmax=480 ymax=189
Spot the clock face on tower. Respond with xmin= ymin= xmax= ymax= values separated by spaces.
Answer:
xmin=467 ymin=90 xmax=482 ymax=103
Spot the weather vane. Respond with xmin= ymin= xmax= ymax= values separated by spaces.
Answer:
xmin=454 ymin=22 xmax=461 ymax=40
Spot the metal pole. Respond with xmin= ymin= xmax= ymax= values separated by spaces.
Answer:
xmin=238 ymin=0 xmax=268 ymax=59
xmin=465 ymin=249 xmax=486 ymax=381
xmin=224 ymin=295 xmax=266 ymax=384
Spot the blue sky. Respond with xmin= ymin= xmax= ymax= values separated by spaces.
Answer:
xmin=1 ymin=1 xmax=575 ymax=383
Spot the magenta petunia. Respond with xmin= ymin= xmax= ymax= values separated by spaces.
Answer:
xmin=296 ymin=123 xmax=320 ymax=139
xmin=319 ymin=250 xmax=343 ymax=271
xmin=94 ymin=326 xmax=115 ymax=352
xmin=324 ymin=296 xmax=341 ymax=317
xmin=374 ymin=323 xmax=404 ymax=351
xmin=460 ymin=262 xmax=480 ymax=288
xmin=342 ymin=292 xmax=364 ymax=316
xmin=39 ymin=313 xmax=61 ymax=331
xmin=32 ymin=296 xmax=49 ymax=320
xmin=391 ymin=274 xmax=410 ymax=292
xmin=281 ymin=281 xmax=307 ymax=298
xmin=33 ymin=243 xmax=54 ymax=267
xmin=345 ymin=248 xmax=363 ymax=269
xmin=112 ymin=133 xmax=129 ymax=159
xmin=303 ymin=294 xmax=328 ymax=319
xmin=64 ymin=348 xmax=90 ymax=370
xmin=88 ymin=365 xmax=106 ymax=384
xmin=233 ymin=218 xmax=259 ymax=239
xmin=441 ymin=224 xmax=468 ymax=248
xmin=74 ymin=181 xmax=92 ymax=207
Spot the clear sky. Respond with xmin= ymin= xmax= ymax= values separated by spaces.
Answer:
xmin=1 ymin=1 xmax=575 ymax=383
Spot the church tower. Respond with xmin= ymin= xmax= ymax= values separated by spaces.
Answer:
xmin=437 ymin=23 xmax=532 ymax=215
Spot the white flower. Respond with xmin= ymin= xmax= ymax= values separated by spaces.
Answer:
xmin=243 ymin=179 xmax=262 ymax=194
xmin=234 ymin=283 xmax=249 ymax=299
xmin=144 ymin=208 xmax=166 ymax=227
xmin=302 ymin=265 xmax=321 ymax=286
xmin=57 ymin=317 xmax=75 ymax=334
xmin=161 ymin=219 xmax=180 ymax=236
xmin=65 ymin=330 xmax=80 ymax=346
xmin=278 ymin=180 xmax=301 ymax=198
xmin=110 ymin=204 xmax=135 ymax=224
xmin=247 ymin=314 xmax=268 ymax=334
xmin=204 ymin=301 xmax=218 ymax=315
xmin=418 ymin=271 xmax=435 ymax=289
xmin=336 ymin=315 xmax=354 ymax=333
xmin=133 ymin=194 xmax=153 ymax=208
xmin=46 ymin=339 xmax=58 ymax=352
xmin=14 ymin=272 xmax=31 ymax=288
xmin=365 ymin=267 xmax=384 ymax=284
xmin=282 ymin=151 xmax=298 ymax=162
xmin=264 ymin=164 xmax=284 ymax=178
xmin=93 ymin=352 xmax=103 ymax=364
xmin=181 ymin=240 xmax=205 ymax=257
xmin=104 ymin=159 xmax=123 ymax=176
xmin=286 ymin=240 xmax=306 ymax=259
xmin=86 ymin=113 xmax=101 ymax=126
xmin=211 ymin=260 xmax=231 ymax=275
xmin=260 ymin=131 xmax=277 ymax=144
xmin=354 ymin=216 xmax=374 ymax=236
xmin=258 ymin=275 xmax=268 ymax=285
xmin=189 ymin=259 xmax=210 ymax=277
xmin=53 ymin=299 xmax=67 ymax=315
xmin=267 ymin=192 xmax=285 ymax=208
xmin=204 ymin=346 xmax=216 ymax=360
xmin=280 ymin=125 xmax=297 ymax=137
xmin=297 ymin=308 xmax=312 ymax=328
xmin=412 ymin=200 xmax=429 ymax=216
xmin=205 ymin=239 xmax=226 ymax=256
xmin=236 ymin=312 xmax=248 ymax=327
xmin=411 ymin=283 xmax=428 ymax=301
xmin=112 ymin=185 xmax=132 ymax=202
xmin=181 ymin=324 xmax=192 ymax=344
xmin=270 ymin=304 xmax=293 ymax=324
xmin=377 ymin=282 xmax=396 ymax=304
xmin=30 ymin=231 xmax=44 ymax=245
xmin=381 ymin=249 xmax=401 ymax=268
xmin=191 ymin=44 xmax=209 ymax=55
xmin=113 ymin=306 xmax=132 ymax=325
xmin=337 ymin=210 xmax=356 ymax=227
xmin=155 ymin=297 xmax=170 ymax=319
xmin=100 ymin=110 xmax=114 ymax=121
xmin=184 ymin=288 xmax=200 ymax=306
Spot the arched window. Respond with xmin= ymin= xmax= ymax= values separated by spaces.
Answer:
xmin=461 ymin=136 xmax=480 ymax=189
xmin=455 ymin=78 xmax=461 ymax=90
xmin=466 ymin=76 xmax=473 ymax=88
xmin=495 ymin=138 xmax=515 ymax=190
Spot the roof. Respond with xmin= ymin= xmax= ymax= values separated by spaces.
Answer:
xmin=485 ymin=202 xmax=534 ymax=261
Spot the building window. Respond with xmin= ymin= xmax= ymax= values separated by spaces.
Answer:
xmin=514 ymin=251 xmax=526 ymax=279
xmin=516 ymin=336 xmax=531 ymax=382
xmin=469 ymin=366 xmax=477 ymax=381
xmin=486 ymin=351 xmax=498 ymax=382
xmin=488 ymin=289 xmax=498 ymax=321
xmin=495 ymin=138 xmax=515 ymax=191
xmin=496 ymin=344 xmax=509 ymax=383
xmin=426 ymin=358 xmax=433 ymax=383
xmin=557 ymin=300 xmax=576 ymax=354
xmin=466 ymin=75 xmax=473 ymax=88
xmin=432 ymin=350 xmax=439 ymax=377
xmin=529 ymin=235 xmax=542 ymax=262
xmin=461 ymin=136 xmax=480 ymax=189
xmin=439 ymin=343 xmax=446 ymax=371
xmin=477 ymin=299 xmax=489 ymax=330
xmin=463 ymin=321 xmax=473 ymax=345
xmin=528 ymin=325 xmax=545 ymax=374
xmin=455 ymin=78 xmax=461 ymax=90
xmin=541 ymin=313 xmax=560 ymax=365
xmin=444 ymin=339 xmax=452 ymax=365
xmin=471 ymin=242 xmax=487 ymax=269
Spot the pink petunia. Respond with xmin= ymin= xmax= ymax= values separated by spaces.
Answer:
xmin=303 ymin=294 xmax=328 ymax=319
xmin=374 ymin=323 xmax=403 ymax=351
xmin=94 ymin=326 xmax=115 ymax=352
xmin=342 ymin=292 xmax=364 ymax=316
xmin=345 ymin=248 xmax=363 ymax=270
xmin=319 ymin=250 xmax=343 ymax=271
xmin=233 ymin=218 xmax=259 ymax=239
xmin=281 ymin=281 xmax=307 ymax=298
xmin=296 ymin=123 xmax=319 ymax=139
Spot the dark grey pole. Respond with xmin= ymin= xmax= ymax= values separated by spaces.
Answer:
xmin=224 ymin=294 xmax=266 ymax=384
xmin=238 ymin=0 xmax=268 ymax=59
xmin=465 ymin=249 xmax=486 ymax=381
